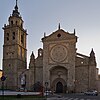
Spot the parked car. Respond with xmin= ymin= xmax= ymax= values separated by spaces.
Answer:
xmin=84 ymin=90 xmax=98 ymax=96
xmin=44 ymin=90 xmax=52 ymax=96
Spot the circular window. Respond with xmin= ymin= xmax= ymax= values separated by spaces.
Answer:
xmin=50 ymin=45 xmax=68 ymax=62
xmin=57 ymin=34 xmax=61 ymax=37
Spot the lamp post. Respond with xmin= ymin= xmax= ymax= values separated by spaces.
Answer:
xmin=45 ymin=82 xmax=48 ymax=100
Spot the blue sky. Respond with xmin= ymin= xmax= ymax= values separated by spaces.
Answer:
xmin=0 ymin=0 xmax=100 ymax=72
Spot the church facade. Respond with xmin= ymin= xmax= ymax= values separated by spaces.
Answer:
xmin=2 ymin=1 xmax=97 ymax=93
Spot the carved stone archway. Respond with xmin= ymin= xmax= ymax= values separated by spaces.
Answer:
xmin=50 ymin=66 xmax=68 ymax=93
xmin=51 ymin=78 xmax=66 ymax=93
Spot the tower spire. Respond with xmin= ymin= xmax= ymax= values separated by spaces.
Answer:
xmin=15 ymin=0 xmax=18 ymax=10
xmin=12 ymin=0 xmax=20 ymax=17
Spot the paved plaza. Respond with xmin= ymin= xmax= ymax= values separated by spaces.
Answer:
xmin=0 ymin=91 xmax=100 ymax=100
xmin=47 ymin=93 xmax=100 ymax=100
xmin=47 ymin=97 xmax=97 ymax=100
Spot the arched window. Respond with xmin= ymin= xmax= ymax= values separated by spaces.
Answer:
xmin=16 ymin=21 xmax=18 ymax=25
xmin=21 ymin=23 xmax=23 ymax=28
xmin=21 ymin=34 xmax=24 ymax=44
xmin=7 ymin=33 xmax=9 ymax=41
xmin=11 ymin=21 xmax=13 ymax=25
xmin=12 ymin=32 xmax=15 ymax=40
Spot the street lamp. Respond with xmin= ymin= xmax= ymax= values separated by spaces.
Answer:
xmin=45 ymin=82 xmax=48 ymax=100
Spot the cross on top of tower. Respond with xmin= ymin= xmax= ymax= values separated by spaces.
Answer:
xmin=15 ymin=0 xmax=18 ymax=10
xmin=16 ymin=0 xmax=18 ymax=5
xmin=16 ymin=0 xmax=18 ymax=6
xmin=58 ymin=23 xmax=61 ymax=30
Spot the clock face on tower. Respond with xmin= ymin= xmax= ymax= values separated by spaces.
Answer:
xmin=50 ymin=44 xmax=68 ymax=62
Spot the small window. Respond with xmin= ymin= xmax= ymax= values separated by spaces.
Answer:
xmin=21 ymin=34 xmax=24 ymax=43
xmin=21 ymin=23 xmax=22 ymax=27
xmin=13 ymin=32 xmax=15 ymax=40
xmin=16 ymin=21 xmax=18 ymax=25
xmin=7 ymin=37 xmax=9 ymax=41
xmin=57 ymin=34 xmax=61 ymax=37
xmin=11 ymin=21 xmax=13 ymax=25
xmin=7 ymin=33 xmax=9 ymax=41
xmin=7 ymin=33 xmax=9 ymax=36
xmin=13 ymin=36 xmax=15 ymax=40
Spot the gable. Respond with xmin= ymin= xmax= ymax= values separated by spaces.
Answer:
xmin=42 ymin=29 xmax=77 ymax=42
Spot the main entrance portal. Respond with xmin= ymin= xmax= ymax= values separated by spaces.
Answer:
xmin=50 ymin=66 xmax=68 ymax=93
xmin=56 ymin=82 xmax=63 ymax=93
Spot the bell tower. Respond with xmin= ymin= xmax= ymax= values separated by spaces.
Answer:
xmin=2 ymin=0 xmax=27 ymax=90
